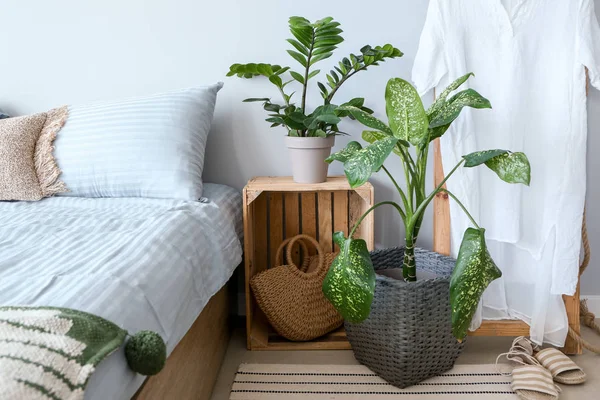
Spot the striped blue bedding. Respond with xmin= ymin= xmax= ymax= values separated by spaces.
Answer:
xmin=0 ymin=183 xmax=243 ymax=399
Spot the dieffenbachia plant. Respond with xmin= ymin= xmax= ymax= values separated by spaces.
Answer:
xmin=226 ymin=16 xmax=402 ymax=137
xmin=322 ymin=73 xmax=531 ymax=340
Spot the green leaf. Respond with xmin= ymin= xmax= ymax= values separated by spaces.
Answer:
xmin=242 ymin=98 xmax=270 ymax=102
xmin=286 ymin=39 xmax=309 ymax=56
xmin=263 ymin=103 xmax=281 ymax=112
xmin=268 ymin=75 xmax=283 ymax=87
xmin=462 ymin=149 xmax=509 ymax=167
xmin=290 ymin=71 xmax=305 ymax=84
xmin=314 ymin=129 xmax=327 ymax=138
xmin=311 ymin=52 xmax=334 ymax=65
xmin=385 ymin=78 xmax=428 ymax=146
xmin=428 ymin=72 xmax=474 ymax=118
xmin=316 ymin=114 xmax=341 ymax=125
xmin=287 ymin=50 xmax=308 ymax=67
xmin=361 ymin=130 xmax=407 ymax=154
xmin=342 ymin=137 xmax=398 ymax=187
xmin=337 ymin=106 xmax=393 ymax=135
xmin=429 ymin=89 xmax=491 ymax=129
xmin=307 ymin=69 xmax=321 ymax=80
xmin=265 ymin=116 xmax=284 ymax=124
xmin=325 ymin=141 xmax=363 ymax=163
xmin=450 ymin=228 xmax=502 ymax=340
xmin=322 ymin=232 xmax=375 ymax=323
xmin=484 ymin=152 xmax=531 ymax=185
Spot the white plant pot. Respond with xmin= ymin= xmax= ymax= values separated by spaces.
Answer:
xmin=285 ymin=136 xmax=335 ymax=184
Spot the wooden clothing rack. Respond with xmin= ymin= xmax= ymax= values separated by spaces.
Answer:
xmin=431 ymin=72 xmax=591 ymax=355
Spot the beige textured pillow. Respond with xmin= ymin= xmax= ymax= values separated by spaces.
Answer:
xmin=0 ymin=106 xmax=68 ymax=201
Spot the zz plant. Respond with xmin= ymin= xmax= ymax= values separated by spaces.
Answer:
xmin=322 ymin=73 xmax=531 ymax=340
xmin=227 ymin=16 xmax=402 ymax=137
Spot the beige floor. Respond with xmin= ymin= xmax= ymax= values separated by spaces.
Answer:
xmin=211 ymin=324 xmax=600 ymax=400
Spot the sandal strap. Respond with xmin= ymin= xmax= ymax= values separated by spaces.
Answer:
xmin=536 ymin=348 xmax=583 ymax=376
xmin=512 ymin=365 xmax=560 ymax=397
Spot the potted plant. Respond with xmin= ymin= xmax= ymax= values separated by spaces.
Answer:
xmin=227 ymin=16 xmax=402 ymax=183
xmin=322 ymin=73 xmax=531 ymax=387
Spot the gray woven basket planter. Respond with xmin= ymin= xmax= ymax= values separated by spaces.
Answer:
xmin=345 ymin=247 xmax=465 ymax=389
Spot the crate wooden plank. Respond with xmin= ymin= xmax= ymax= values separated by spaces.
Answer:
xmin=268 ymin=193 xmax=283 ymax=269
xmin=317 ymin=192 xmax=333 ymax=253
xmin=300 ymin=192 xmax=317 ymax=256
xmin=332 ymin=191 xmax=349 ymax=252
xmin=284 ymin=193 xmax=301 ymax=266
xmin=248 ymin=194 xmax=269 ymax=349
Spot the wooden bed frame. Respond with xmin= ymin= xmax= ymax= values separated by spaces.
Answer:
xmin=133 ymin=284 xmax=232 ymax=400
xmin=432 ymin=73 xmax=589 ymax=354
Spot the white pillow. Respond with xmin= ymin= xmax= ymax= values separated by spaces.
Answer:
xmin=54 ymin=83 xmax=222 ymax=200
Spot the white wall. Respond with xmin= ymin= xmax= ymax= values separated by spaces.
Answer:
xmin=1 ymin=0 xmax=599 ymax=295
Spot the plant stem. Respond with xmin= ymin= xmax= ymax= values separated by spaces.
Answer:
xmin=300 ymin=34 xmax=315 ymax=116
xmin=381 ymin=166 xmax=408 ymax=220
xmin=403 ymin=231 xmax=417 ymax=281
xmin=349 ymin=201 xmax=404 ymax=238
xmin=409 ymin=159 xmax=465 ymax=233
xmin=440 ymin=189 xmax=480 ymax=229
xmin=325 ymin=68 xmax=364 ymax=103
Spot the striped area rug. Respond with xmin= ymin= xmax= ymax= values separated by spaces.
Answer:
xmin=230 ymin=363 xmax=519 ymax=399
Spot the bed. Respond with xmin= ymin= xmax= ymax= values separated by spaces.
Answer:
xmin=0 ymin=183 xmax=243 ymax=399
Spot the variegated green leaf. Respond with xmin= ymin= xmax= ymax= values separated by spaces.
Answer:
xmin=385 ymin=78 xmax=428 ymax=146
xmin=337 ymin=106 xmax=393 ymax=135
xmin=450 ymin=228 xmax=502 ymax=340
xmin=322 ymin=231 xmax=375 ymax=323
xmin=485 ymin=152 xmax=531 ymax=185
xmin=361 ymin=130 xmax=406 ymax=156
xmin=429 ymin=89 xmax=491 ymax=129
xmin=462 ymin=149 xmax=509 ymax=167
xmin=342 ymin=137 xmax=398 ymax=188
xmin=427 ymin=72 xmax=474 ymax=118
xmin=325 ymin=141 xmax=363 ymax=163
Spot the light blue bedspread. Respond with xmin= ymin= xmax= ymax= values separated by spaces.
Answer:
xmin=0 ymin=183 xmax=243 ymax=399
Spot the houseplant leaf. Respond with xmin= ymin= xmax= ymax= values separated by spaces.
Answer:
xmin=450 ymin=227 xmax=502 ymax=340
xmin=385 ymin=78 xmax=428 ymax=146
xmin=429 ymin=89 xmax=491 ymax=129
xmin=322 ymin=231 xmax=375 ymax=323
xmin=428 ymin=72 xmax=474 ymax=118
xmin=341 ymin=137 xmax=398 ymax=188
xmin=325 ymin=141 xmax=363 ymax=163
xmin=361 ymin=130 xmax=407 ymax=154
xmin=462 ymin=149 xmax=509 ymax=167
xmin=484 ymin=152 xmax=531 ymax=185
xmin=463 ymin=150 xmax=531 ymax=185
xmin=337 ymin=106 xmax=393 ymax=135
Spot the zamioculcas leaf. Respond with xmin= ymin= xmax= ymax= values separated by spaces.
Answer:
xmin=337 ymin=106 xmax=393 ymax=135
xmin=462 ymin=149 xmax=509 ymax=167
xmin=428 ymin=72 xmax=474 ymax=118
xmin=325 ymin=141 xmax=363 ymax=163
xmin=322 ymin=232 xmax=375 ymax=323
xmin=450 ymin=228 xmax=502 ymax=340
xmin=429 ymin=89 xmax=491 ymax=129
xmin=342 ymin=137 xmax=398 ymax=188
xmin=385 ymin=78 xmax=429 ymax=146
xmin=484 ymin=152 xmax=531 ymax=185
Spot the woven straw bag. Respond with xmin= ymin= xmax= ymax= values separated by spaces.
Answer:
xmin=250 ymin=234 xmax=343 ymax=341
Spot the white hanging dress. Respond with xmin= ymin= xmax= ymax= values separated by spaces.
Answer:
xmin=412 ymin=0 xmax=600 ymax=345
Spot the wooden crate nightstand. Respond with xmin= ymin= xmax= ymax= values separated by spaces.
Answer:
xmin=243 ymin=176 xmax=375 ymax=350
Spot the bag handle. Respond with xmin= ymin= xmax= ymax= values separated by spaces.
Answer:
xmin=286 ymin=234 xmax=324 ymax=277
xmin=275 ymin=236 xmax=311 ymax=272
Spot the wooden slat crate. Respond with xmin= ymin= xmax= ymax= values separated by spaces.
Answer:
xmin=243 ymin=176 xmax=374 ymax=350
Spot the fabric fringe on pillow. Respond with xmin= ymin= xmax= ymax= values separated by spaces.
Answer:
xmin=34 ymin=105 xmax=69 ymax=197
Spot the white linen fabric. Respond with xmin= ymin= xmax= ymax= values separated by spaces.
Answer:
xmin=412 ymin=0 xmax=600 ymax=345
xmin=54 ymin=83 xmax=223 ymax=200
xmin=0 ymin=183 xmax=243 ymax=399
